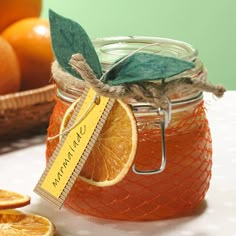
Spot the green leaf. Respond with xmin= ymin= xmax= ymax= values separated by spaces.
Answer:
xmin=105 ymin=52 xmax=195 ymax=85
xmin=49 ymin=10 xmax=102 ymax=79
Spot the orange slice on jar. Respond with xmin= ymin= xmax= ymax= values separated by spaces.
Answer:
xmin=60 ymin=98 xmax=138 ymax=187
xmin=0 ymin=189 xmax=30 ymax=210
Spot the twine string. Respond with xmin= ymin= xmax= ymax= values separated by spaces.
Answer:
xmin=69 ymin=56 xmax=226 ymax=106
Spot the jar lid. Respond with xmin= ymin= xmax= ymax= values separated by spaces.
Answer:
xmin=93 ymin=36 xmax=198 ymax=71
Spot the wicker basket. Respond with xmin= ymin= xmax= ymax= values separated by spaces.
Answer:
xmin=0 ymin=84 xmax=56 ymax=140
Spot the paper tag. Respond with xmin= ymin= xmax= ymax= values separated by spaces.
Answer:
xmin=34 ymin=87 xmax=115 ymax=208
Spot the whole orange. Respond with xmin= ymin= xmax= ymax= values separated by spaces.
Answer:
xmin=0 ymin=36 xmax=20 ymax=95
xmin=0 ymin=0 xmax=42 ymax=32
xmin=2 ymin=18 xmax=54 ymax=91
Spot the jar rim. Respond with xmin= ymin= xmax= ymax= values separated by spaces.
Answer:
xmin=93 ymin=36 xmax=198 ymax=68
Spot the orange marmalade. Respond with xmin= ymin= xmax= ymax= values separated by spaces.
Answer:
xmin=46 ymin=37 xmax=212 ymax=220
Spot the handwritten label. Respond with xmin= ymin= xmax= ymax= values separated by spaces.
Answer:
xmin=42 ymin=124 xmax=87 ymax=194
xmin=34 ymin=87 xmax=114 ymax=207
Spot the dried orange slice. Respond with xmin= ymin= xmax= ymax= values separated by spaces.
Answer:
xmin=0 ymin=209 xmax=23 ymax=215
xmin=60 ymin=98 xmax=137 ymax=187
xmin=0 ymin=211 xmax=55 ymax=236
xmin=0 ymin=189 xmax=30 ymax=210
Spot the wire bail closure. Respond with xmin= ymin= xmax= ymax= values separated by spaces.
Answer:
xmin=132 ymin=97 xmax=172 ymax=175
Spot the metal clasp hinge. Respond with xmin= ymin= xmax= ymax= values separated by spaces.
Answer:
xmin=132 ymin=97 xmax=172 ymax=175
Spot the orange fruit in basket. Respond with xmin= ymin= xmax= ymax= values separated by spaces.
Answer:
xmin=0 ymin=0 xmax=42 ymax=32
xmin=0 ymin=189 xmax=30 ymax=210
xmin=2 ymin=17 xmax=54 ymax=91
xmin=0 ymin=210 xmax=56 ymax=236
xmin=59 ymin=98 xmax=138 ymax=187
xmin=0 ymin=36 xmax=20 ymax=95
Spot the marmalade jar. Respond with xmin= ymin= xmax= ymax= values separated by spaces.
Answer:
xmin=46 ymin=37 xmax=212 ymax=221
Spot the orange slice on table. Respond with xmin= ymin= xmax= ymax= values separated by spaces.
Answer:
xmin=60 ymin=98 xmax=138 ymax=187
xmin=0 ymin=189 xmax=30 ymax=210
xmin=0 ymin=210 xmax=55 ymax=236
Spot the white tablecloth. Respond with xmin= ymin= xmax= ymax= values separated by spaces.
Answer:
xmin=0 ymin=91 xmax=236 ymax=236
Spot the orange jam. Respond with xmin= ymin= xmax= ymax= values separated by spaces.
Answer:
xmin=46 ymin=37 xmax=212 ymax=220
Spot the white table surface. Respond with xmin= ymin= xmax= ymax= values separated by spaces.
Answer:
xmin=0 ymin=91 xmax=236 ymax=236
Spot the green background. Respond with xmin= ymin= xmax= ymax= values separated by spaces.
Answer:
xmin=41 ymin=0 xmax=235 ymax=90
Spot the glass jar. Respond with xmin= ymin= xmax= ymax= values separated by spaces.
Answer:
xmin=46 ymin=36 xmax=212 ymax=221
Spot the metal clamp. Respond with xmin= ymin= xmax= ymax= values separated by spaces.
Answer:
xmin=132 ymin=97 xmax=171 ymax=175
